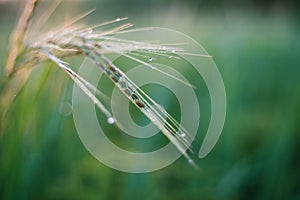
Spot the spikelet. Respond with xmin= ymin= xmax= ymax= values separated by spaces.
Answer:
xmin=4 ymin=2 xmax=206 ymax=167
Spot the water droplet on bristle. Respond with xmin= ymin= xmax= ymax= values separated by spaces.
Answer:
xmin=116 ymin=18 xmax=121 ymax=22
xmin=180 ymin=132 xmax=186 ymax=137
xmin=148 ymin=57 xmax=153 ymax=62
xmin=168 ymin=56 xmax=172 ymax=59
xmin=107 ymin=117 xmax=115 ymax=124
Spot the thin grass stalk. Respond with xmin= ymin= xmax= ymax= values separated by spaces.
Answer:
xmin=1 ymin=2 xmax=199 ymax=166
xmin=6 ymin=0 xmax=40 ymax=77
xmin=1 ymin=0 xmax=40 ymax=133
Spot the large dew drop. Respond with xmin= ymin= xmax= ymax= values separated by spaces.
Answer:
xmin=107 ymin=117 xmax=115 ymax=124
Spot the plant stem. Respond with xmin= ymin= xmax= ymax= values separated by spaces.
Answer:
xmin=5 ymin=0 xmax=40 ymax=77
xmin=1 ymin=0 xmax=40 ymax=134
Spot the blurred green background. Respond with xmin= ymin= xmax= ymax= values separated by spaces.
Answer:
xmin=0 ymin=0 xmax=300 ymax=199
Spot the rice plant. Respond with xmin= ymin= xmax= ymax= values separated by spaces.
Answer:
xmin=0 ymin=0 xmax=207 ymax=168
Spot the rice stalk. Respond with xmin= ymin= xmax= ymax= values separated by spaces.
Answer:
xmin=1 ymin=1 xmax=204 ymax=167
xmin=1 ymin=0 xmax=40 ymax=133
xmin=5 ymin=0 xmax=40 ymax=77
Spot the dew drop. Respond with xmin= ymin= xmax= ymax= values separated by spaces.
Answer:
xmin=116 ymin=18 xmax=121 ymax=22
xmin=168 ymin=56 xmax=172 ymax=59
xmin=88 ymin=29 xmax=93 ymax=34
xmin=107 ymin=117 xmax=115 ymax=124
xmin=148 ymin=57 xmax=153 ymax=62
xmin=188 ymin=159 xmax=193 ymax=164
xmin=180 ymin=132 xmax=186 ymax=137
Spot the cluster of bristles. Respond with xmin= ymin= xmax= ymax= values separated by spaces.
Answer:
xmin=18 ymin=9 xmax=199 ymax=167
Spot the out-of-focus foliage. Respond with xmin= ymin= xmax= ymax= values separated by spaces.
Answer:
xmin=0 ymin=0 xmax=299 ymax=199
